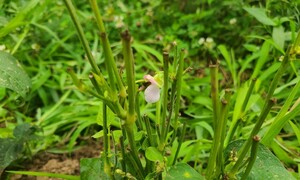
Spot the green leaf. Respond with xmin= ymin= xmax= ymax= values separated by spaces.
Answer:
xmin=145 ymin=147 xmax=164 ymax=162
xmin=13 ymin=123 xmax=40 ymax=141
xmin=165 ymin=163 xmax=204 ymax=180
xmin=0 ymin=138 xmax=22 ymax=169
xmin=225 ymin=140 xmax=295 ymax=179
xmin=80 ymin=158 xmax=109 ymax=180
xmin=0 ymin=123 xmax=39 ymax=169
xmin=0 ymin=51 xmax=31 ymax=97
xmin=289 ymin=121 xmax=300 ymax=145
xmin=243 ymin=7 xmax=276 ymax=26
xmin=251 ymin=41 xmax=270 ymax=79
xmin=96 ymin=102 xmax=119 ymax=127
xmin=272 ymin=26 xmax=285 ymax=50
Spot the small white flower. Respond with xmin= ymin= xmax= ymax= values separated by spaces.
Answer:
xmin=279 ymin=55 xmax=284 ymax=62
xmin=204 ymin=37 xmax=215 ymax=49
xmin=144 ymin=75 xmax=161 ymax=103
xmin=206 ymin=37 xmax=214 ymax=43
xmin=198 ymin=37 xmax=205 ymax=45
xmin=114 ymin=15 xmax=124 ymax=28
xmin=229 ymin=18 xmax=237 ymax=25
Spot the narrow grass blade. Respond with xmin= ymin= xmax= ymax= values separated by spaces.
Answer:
xmin=6 ymin=171 xmax=80 ymax=180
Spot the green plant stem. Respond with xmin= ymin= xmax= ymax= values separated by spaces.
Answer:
xmin=165 ymin=43 xmax=179 ymax=131
xmin=156 ymin=100 xmax=161 ymax=125
xmin=63 ymin=0 xmax=101 ymax=75
xmin=121 ymin=30 xmax=144 ymax=177
xmin=126 ymin=125 xmax=145 ymax=178
xmin=241 ymin=78 xmax=257 ymax=115
xmin=127 ymin=149 xmax=144 ymax=179
xmin=144 ymin=115 xmax=156 ymax=146
xmin=87 ymin=73 xmax=125 ymax=117
xmin=229 ymin=99 xmax=275 ymax=177
xmin=172 ymin=49 xmax=185 ymax=135
xmin=89 ymin=0 xmax=126 ymax=98
xmin=206 ymin=63 xmax=220 ymax=177
xmin=210 ymin=63 xmax=220 ymax=130
xmin=121 ymin=30 xmax=135 ymax=119
xmin=218 ymin=91 xmax=231 ymax=176
xmin=143 ymin=115 xmax=155 ymax=173
xmin=135 ymin=92 xmax=143 ymax=130
xmin=119 ymin=136 xmax=127 ymax=173
xmin=172 ymin=122 xmax=187 ymax=165
xmin=159 ymin=52 xmax=169 ymax=151
xmin=67 ymin=68 xmax=112 ymax=103
xmin=241 ymin=135 xmax=260 ymax=180
xmin=102 ymin=103 xmax=114 ymax=179
xmin=89 ymin=73 xmax=103 ymax=95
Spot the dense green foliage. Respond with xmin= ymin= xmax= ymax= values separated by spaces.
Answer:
xmin=0 ymin=0 xmax=300 ymax=179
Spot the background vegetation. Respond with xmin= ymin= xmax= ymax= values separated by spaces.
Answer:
xmin=0 ymin=0 xmax=300 ymax=179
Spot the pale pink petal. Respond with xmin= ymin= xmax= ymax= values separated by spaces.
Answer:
xmin=144 ymin=74 xmax=159 ymax=86
xmin=144 ymin=84 xmax=160 ymax=103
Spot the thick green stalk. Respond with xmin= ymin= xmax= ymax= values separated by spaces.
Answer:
xmin=121 ymin=30 xmax=135 ymax=119
xmin=206 ymin=63 xmax=220 ymax=177
xmin=172 ymin=49 xmax=185 ymax=132
xmin=210 ymin=64 xmax=220 ymax=130
xmin=127 ymin=149 xmax=144 ymax=179
xmin=165 ymin=49 xmax=184 ymax=143
xmin=218 ymin=91 xmax=231 ymax=176
xmin=102 ymin=104 xmax=114 ymax=179
xmin=126 ymin=125 xmax=144 ymax=178
xmin=241 ymin=135 xmax=260 ymax=180
xmin=63 ymin=0 xmax=101 ymax=75
xmin=159 ymin=52 xmax=169 ymax=151
xmin=156 ymin=100 xmax=161 ymax=125
xmin=89 ymin=0 xmax=126 ymax=98
xmin=121 ymin=30 xmax=144 ymax=176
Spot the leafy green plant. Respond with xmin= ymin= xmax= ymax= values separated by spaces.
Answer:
xmin=0 ymin=51 xmax=31 ymax=98
xmin=2 ymin=0 xmax=300 ymax=180
xmin=61 ymin=0 xmax=203 ymax=179
xmin=62 ymin=1 xmax=300 ymax=179
xmin=0 ymin=123 xmax=40 ymax=175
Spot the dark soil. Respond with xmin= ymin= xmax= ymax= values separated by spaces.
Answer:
xmin=5 ymin=141 xmax=102 ymax=180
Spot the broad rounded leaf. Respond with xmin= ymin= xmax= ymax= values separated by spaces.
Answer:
xmin=0 ymin=51 xmax=31 ymax=97
xmin=225 ymin=140 xmax=295 ymax=179
xmin=80 ymin=158 xmax=108 ymax=180
xmin=166 ymin=163 xmax=204 ymax=180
